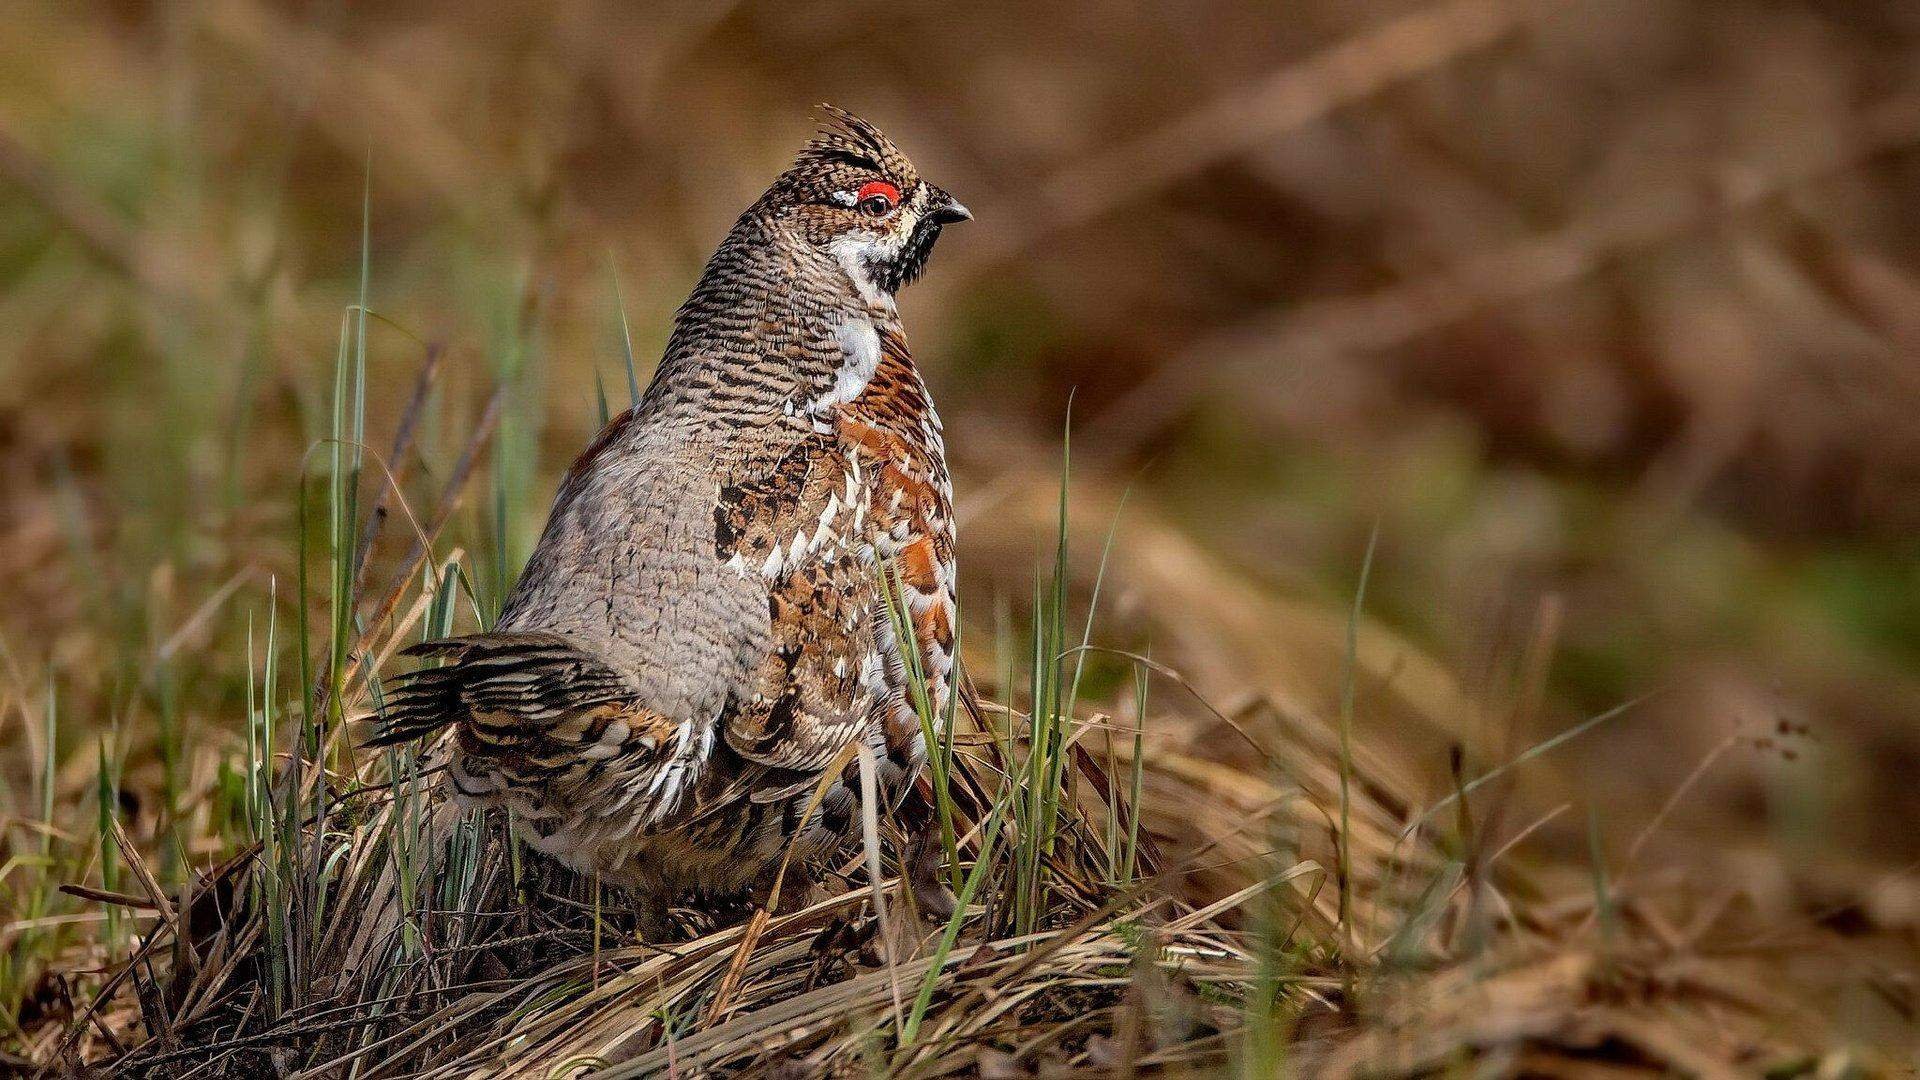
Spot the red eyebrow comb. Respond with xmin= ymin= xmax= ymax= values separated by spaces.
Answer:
xmin=855 ymin=180 xmax=899 ymax=204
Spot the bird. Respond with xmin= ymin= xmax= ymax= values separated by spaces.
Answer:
xmin=368 ymin=108 xmax=970 ymax=925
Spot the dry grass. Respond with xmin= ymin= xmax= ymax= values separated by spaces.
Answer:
xmin=1 ymin=376 xmax=1901 ymax=1075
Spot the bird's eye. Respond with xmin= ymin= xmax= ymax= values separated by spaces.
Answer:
xmin=854 ymin=180 xmax=899 ymax=218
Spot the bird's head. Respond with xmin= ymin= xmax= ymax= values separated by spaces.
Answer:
xmin=759 ymin=107 xmax=970 ymax=303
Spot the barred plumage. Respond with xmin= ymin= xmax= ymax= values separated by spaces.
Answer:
xmin=371 ymin=109 xmax=969 ymax=915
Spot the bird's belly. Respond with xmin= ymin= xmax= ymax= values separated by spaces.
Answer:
xmin=514 ymin=814 xmax=783 ymax=899
xmin=445 ymin=742 xmax=861 ymax=902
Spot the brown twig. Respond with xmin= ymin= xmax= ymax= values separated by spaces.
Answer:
xmin=334 ymin=387 xmax=503 ymax=708
xmin=107 ymin=818 xmax=176 ymax=929
xmin=57 ymin=884 xmax=162 ymax=912
xmin=349 ymin=342 xmax=446 ymax=601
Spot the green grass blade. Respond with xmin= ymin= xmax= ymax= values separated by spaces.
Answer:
xmin=902 ymin=792 xmax=1007 ymax=1046
xmin=1336 ymin=522 xmax=1378 ymax=933
xmin=608 ymin=252 xmax=641 ymax=407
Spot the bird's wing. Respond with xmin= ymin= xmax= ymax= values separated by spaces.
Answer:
xmin=372 ymin=632 xmax=692 ymax=820
xmin=711 ymin=433 xmax=886 ymax=772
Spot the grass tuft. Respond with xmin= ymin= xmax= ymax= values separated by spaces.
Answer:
xmin=0 ymin=335 xmax=1886 ymax=1079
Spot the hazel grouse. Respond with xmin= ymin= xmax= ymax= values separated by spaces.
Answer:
xmin=370 ymin=109 xmax=969 ymax=919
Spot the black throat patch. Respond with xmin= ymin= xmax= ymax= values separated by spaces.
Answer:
xmin=875 ymin=217 xmax=947 ymax=295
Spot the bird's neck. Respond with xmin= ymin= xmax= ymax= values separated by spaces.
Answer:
xmin=641 ymin=221 xmax=908 ymax=427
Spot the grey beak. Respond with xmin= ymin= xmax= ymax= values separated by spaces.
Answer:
xmin=927 ymin=190 xmax=972 ymax=226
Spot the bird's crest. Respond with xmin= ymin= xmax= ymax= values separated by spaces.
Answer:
xmin=797 ymin=105 xmax=914 ymax=182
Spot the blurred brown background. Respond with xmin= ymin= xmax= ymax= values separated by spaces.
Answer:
xmin=3 ymin=0 xmax=1918 ymax=959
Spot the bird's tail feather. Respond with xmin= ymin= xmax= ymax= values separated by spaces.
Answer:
xmin=363 ymin=637 xmax=480 ymax=748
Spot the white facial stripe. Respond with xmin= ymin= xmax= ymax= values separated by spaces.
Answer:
xmin=828 ymin=233 xmax=903 ymax=310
